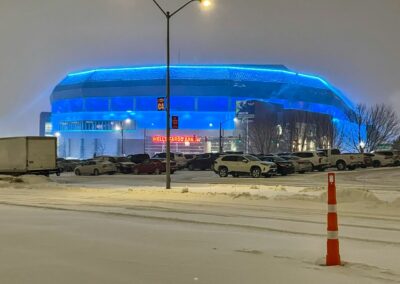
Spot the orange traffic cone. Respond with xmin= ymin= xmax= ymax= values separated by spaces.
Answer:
xmin=326 ymin=173 xmax=341 ymax=266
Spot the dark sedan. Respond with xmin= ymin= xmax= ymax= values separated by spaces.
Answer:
xmin=259 ymin=156 xmax=295 ymax=176
xmin=187 ymin=153 xmax=220 ymax=171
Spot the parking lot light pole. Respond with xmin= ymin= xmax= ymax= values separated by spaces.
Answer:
xmin=115 ymin=119 xmax=131 ymax=156
xmin=219 ymin=118 xmax=235 ymax=153
xmin=152 ymin=0 xmax=211 ymax=189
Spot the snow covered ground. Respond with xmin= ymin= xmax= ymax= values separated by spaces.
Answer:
xmin=0 ymin=168 xmax=399 ymax=283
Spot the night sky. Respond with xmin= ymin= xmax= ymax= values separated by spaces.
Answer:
xmin=0 ymin=0 xmax=399 ymax=136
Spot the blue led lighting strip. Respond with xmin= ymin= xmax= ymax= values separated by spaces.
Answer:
xmin=65 ymin=65 xmax=354 ymax=110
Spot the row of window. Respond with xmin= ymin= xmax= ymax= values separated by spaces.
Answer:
xmin=58 ymin=120 xmax=136 ymax=131
xmin=52 ymin=96 xmax=232 ymax=113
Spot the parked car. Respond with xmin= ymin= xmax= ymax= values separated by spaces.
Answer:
xmin=152 ymin=152 xmax=187 ymax=169
xmin=132 ymin=159 xmax=164 ymax=175
xmin=292 ymin=151 xmax=330 ymax=172
xmin=279 ymin=155 xmax=313 ymax=174
xmin=259 ymin=156 xmax=295 ymax=176
xmin=184 ymin=154 xmax=196 ymax=161
xmin=361 ymin=153 xmax=374 ymax=168
xmin=127 ymin=154 xmax=151 ymax=164
xmin=74 ymin=160 xmax=117 ymax=176
xmin=94 ymin=156 xmax=135 ymax=174
xmin=114 ymin=157 xmax=136 ymax=173
xmin=373 ymin=151 xmax=400 ymax=166
xmin=156 ymin=159 xmax=178 ymax=174
xmin=213 ymin=154 xmax=277 ymax=178
xmin=57 ymin=158 xmax=81 ymax=172
xmin=321 ymin=149 xmax=364 ymax=171
xmin=370 ymin=151 xmax=395 ymax=167
xmin=187 ymin=153 xmax=220 ymax=171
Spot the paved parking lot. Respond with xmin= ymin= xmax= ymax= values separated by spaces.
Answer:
xmin=53 ymin=167 xmax=400 ymax=192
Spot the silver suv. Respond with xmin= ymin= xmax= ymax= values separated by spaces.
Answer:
xmin=213 ymin=154 xmax=277 ymax=178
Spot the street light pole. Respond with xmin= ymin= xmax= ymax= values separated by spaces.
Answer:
xmin=219 ymin=122 xmax=223 ymax=153
xmin=121 ymin=124 xmax=125 ymax=156
xmin=152 ymin=0 xmax=210 ymax=189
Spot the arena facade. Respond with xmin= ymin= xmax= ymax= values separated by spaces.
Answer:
xmin=45 ymin=65 xmax=354 ymax=158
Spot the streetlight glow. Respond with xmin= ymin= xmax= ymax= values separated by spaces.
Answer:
xmin=125 ymin=118 xmax=132 ymax=124
xmin=200 ymin=0 xmax=212 ymax=7
xmin=115 ymin=125 xmax=121 ymax=131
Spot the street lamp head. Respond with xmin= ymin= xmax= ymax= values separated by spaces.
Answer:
xmin=125 ymin=118 xmax=132 ymax=124
xmin=199 ymin=0 xmax=212 ymax=8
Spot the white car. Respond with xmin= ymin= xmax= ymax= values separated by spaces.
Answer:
xmin=370 ymin=152 xmax=395 ymax=167
xmin=293 ymin=151 xmax=330 ymax=171
xmin=74 ymin=160 xmax=117 ymax=176
xmin=213 ymin=154 xmax=277 ymax=178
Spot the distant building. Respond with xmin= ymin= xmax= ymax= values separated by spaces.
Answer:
xmin=39 ymin=112 xmax=52 ymax=137
xmin=45 ymin=65 xmax=354 ymax=158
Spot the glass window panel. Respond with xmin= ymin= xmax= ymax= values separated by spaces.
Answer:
xmin=85 ymin=98 xmax=109 ymax=112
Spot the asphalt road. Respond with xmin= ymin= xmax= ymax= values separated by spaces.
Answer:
xmin=53 ymin=167 xmax=400 ymax=192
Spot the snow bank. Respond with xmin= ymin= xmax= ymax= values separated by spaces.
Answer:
xmin=319 ymin=188 xmax=381 ymax=203
xmin=0 ymin=175 xmax=53 ymax=189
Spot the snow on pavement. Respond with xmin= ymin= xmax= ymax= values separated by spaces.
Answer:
xmin=0 ymin=171 xmax=399 ymax=283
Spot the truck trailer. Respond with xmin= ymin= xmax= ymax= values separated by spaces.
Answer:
xmin=0 ymin=136 xmax=60 ymax=176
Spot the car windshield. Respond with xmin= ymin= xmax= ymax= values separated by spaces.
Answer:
xmin=283 ymin=156 xmax=299 ymax=160
xmin=245 ymin=155 xmax=260 ymax=161
xmin=272 ymin=157 xmax=286 ymax=162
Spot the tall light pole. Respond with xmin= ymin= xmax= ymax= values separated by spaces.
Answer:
xmin=219 ymin=118 xmax=236 ymax=153
xmin=115 ymin=118 xmax=131 ymax=156
xmin=152 ymin=0 xmax=211 ymax=189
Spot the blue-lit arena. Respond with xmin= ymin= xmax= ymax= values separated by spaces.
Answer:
xmin=50 ymin=65 xmax=354 ymax=158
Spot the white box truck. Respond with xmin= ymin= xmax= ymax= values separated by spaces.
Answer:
xmin=0 ymin=137 xmax=60 ymax=176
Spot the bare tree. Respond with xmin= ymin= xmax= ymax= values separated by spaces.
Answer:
xmin=344 ymin=103 xmax=368 ymax=152
xmin=246 ymin=113 xmax=279 ymax=155
xmin=331 ymin=122 xmax=346 ymax=149
xmin=366 ymin=104 xmax=400 ymax=151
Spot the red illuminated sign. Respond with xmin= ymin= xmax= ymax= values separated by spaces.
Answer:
xmin=152 ymin=136 xmax=202 ymax=143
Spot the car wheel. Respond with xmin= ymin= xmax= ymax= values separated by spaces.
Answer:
xmin=373 ymin=160 xmax=381 ymax=168
xmin=154 ymin=168 xmax=161 ymax=175
xmin=250 ymin=167 xmax=261 ymax=178
xmin=93 ymin=169 xmax=100 ymax=176
xmin=133 ymin=168 xmax=139 ymax=175
xmin=337 ymin=161 xmax=346 ymax=171
xmin=264 ymin=173 xmax=272 ymax=178
xmin=318 ymin=167 xmax=326 ymax=172
xmin=218 ymin=167 xmax=228 ymax=178
xmin=74 ymin=169 xmax=81 ymax=176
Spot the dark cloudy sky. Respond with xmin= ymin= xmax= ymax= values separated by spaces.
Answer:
xmin=0 ymin=0 xmax=399 ymax=136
